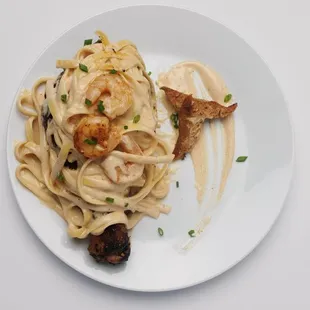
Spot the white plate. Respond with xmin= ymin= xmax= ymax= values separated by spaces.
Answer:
xmin=6 ymin=5 xmax=294 ymax=292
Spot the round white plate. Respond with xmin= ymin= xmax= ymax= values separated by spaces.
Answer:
xmin=7 ymin=5 xmax=293 ymax=292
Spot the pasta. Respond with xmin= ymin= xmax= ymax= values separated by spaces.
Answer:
xmin=15 ymin=31 xmax=174 ymax=241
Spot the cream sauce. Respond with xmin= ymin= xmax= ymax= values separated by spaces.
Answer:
xmin=158 ymin=61 xmax=235 ymax=203
xmin=190 ymin=131 xmax=208 ymax=203
xmin=218 ymin=115 xmax=235 ymax=199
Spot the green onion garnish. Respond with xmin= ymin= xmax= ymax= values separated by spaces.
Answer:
xmin=79 ymin=63 xmax=88 ymax=72
xmin=124 ymin=125 xmax=128 ymax=130
xmin=85 ymin=98 xmax=92 ymax=106
xmin=176 ymin=181 xmax=179 ymax=188
xmin=105 ymin=197 xmax=114 ymax=203
xmin=98 ymin=100 xmax=105 ymax=113
xmin=188 ymin=230 xmax=195 ymax=237
xmin=170 ymin=113 xmax=179 ymax=129
xmin=57 ymin=172 xmax=65 ymax=182
xmin=148 ymin=71 xmax=152 ymax=76
xmin=84 ymin=39 xmax=93 ymax=46
xmin=236 ymin=156 xmax=248 ymax=162
xmin=84 ymin=138 xmax=97 ymax=145
xmin=60 ymin=94 xmax=67 ymax=103
xmin=133 ymin=115 xmax=141 ymax=123
xmin=224 ymin=94 xmax=232 ymax=103
xmin=124 ymin=203 xmax=129 ymax=208
xmin=158 ymin=227 xmax=164 ymax=236
xmin=110 ymin=69 xmax=117 ymax=74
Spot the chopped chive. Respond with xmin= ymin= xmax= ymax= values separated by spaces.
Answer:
xmin=84 ymin=39 xmax=93 ymax=46
xmin=105 ymin=197 xmax=114 ymax=203
xmin=124 ymin=125 xmax=128 ymax=130
xmin=224 ymin=94 xmax=232 ymax=103
xmin=57 ymin=172 xmax=65 ymax=182
xmin=98 ymin=100 xmax=105 ymax=113
xmin=188 ymin=230 xmax=195 ymax=238
xmin=133 ymin=115 xmax=140 ymax=123
xmin=176 ymin=181 xmax=179 ymax=188
xmin=84 ymin=138 xmax=97 ymax=145
xmin=236 ymin=156 xmax=248 ymax=162
xmin=124 ymin=203 xmax=129 ymax=208
xmin=60 ymin=94 xmax=67 ymax=103
xmin=110 ymin=69 xmax=117 ymax=74
xmin=170 ymin=113 xmax=179 ymax=129
xmin=158 ymin=227 xmax=164 ymax=236
xmin=85 ymin=98 xmax=92 ymax=106
xmin=148 ymin=71 xmax=152 ymax=76
xmin=79 ymin=63 xmax=88 ymax=72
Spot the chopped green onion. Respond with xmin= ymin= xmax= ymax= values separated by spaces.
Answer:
xmin=124 ymin=203 xmax=129 ymax=208
xmin=158 ymin=227 xmax=164 ymax=236
xmin=176 ymin=181 xmax=179 ymax=188
xmin=148 ymin=71 xmax=152 ymax=76
xmin=236 ymin=156 xmax=248 ymax=162
xmin=85 ymin=98 xmax=92 ymax=106
xmin=98 ymin=100 xmax=105 ymax=113
xmin=105 ymin=197 xmax=114 ymax=203
xmin=110 ymin=69 xmax=117 ymax=74
xmin=57 ymin=172 xmax=65 ymax=182
xmin=79 ymin=63 xmax=88 ymax=72
xmin=124 ymin=125 xmax=128 ymax=130
xmin=84 ymin=39 xmax=93 ymax=46
xmin=170 ymin=113 xmax=179 ymax=129
xmin=133 ymin=115 xmax=141 ymax=123
xmin=188 ymin=230 xmax=195 ymax=237
xmin=61 ymin=94 xmax=67 ymax=103
xmin=84 ymin=138 xmax=97 ymax=145
xmin=224 ymin=94 xmax=232 ymax=103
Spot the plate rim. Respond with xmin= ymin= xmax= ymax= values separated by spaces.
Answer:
xmin=6 ymin=4 xmax=295 ymax=292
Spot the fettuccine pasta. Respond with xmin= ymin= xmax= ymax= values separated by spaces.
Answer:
xmin=15 ymin=31 xmax=173 ymax=241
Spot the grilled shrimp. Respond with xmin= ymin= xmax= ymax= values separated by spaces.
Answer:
xmin=86 ymin=74 xmax=133 ymax=119
xmin=74 ymin=116 xmax=121 ymax=158
xmin=101 ymin=135 xmax=144 ymax=184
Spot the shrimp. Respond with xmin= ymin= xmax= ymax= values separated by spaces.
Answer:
xmin=74 ymin=116 xmax=121 ymax=158
xmin=86 ymin=74 xmax=133 ymax=119
xmin=101 ymin=135 xmax=144 ymax=184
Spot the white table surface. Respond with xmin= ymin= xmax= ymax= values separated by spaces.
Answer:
xmin=0 ymin=0 xmax=308 ymax=308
